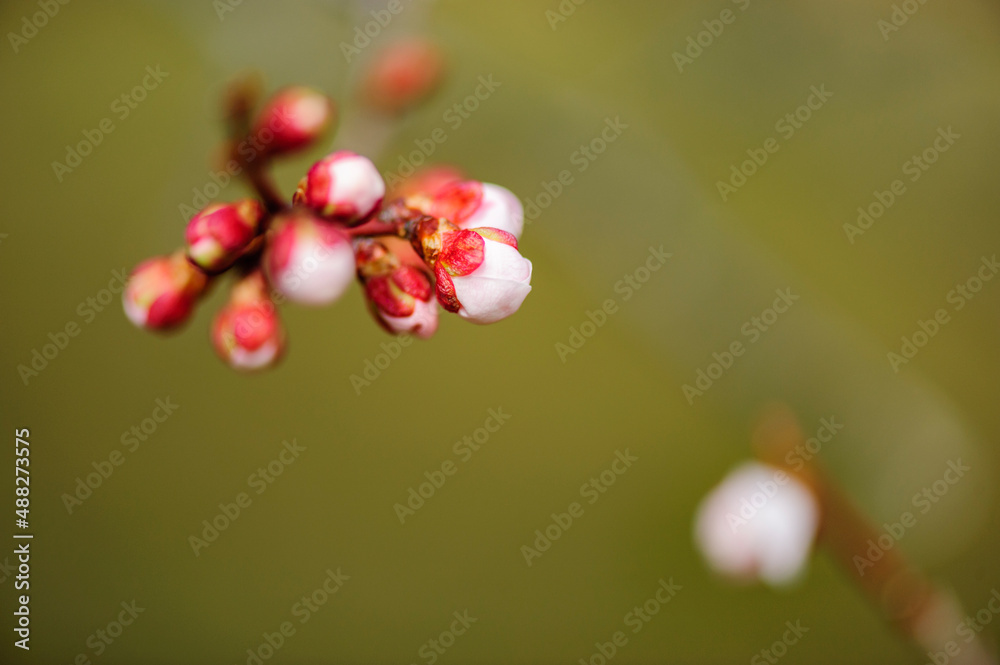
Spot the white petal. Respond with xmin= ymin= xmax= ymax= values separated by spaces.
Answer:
xmin=329 ymin=155 xmax=385 ymax=219
xmin=452 ymin=239 xmax=532 ymax=324
xmin=463 ymin=183 xmax=524 ymax=239
xmin=694 ymin=462 xmax=819 ymax=586
xmin=274 ymin=238 xmax=355 ymax=306
xmin=381 ymin=298 xmax=439 ymax=338
xmin=230 ymin=340 xmax=281 ymax=370
xmin=122 ymin=294 xmax=148 ymax=328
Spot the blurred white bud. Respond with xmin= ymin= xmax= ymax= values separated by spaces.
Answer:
xmin=694 ymin=461 xmax=820 ymax=586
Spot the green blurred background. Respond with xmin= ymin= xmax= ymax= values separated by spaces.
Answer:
xmin=2 ymin=0 xmax=999 ymax=662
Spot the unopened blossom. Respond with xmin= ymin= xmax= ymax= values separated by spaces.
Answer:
xmin=356 ymin=240 xmax=437 ymax=339
xmin=185 ymin=199 xmax=264 ymax=272
xmin=252 ymin=86 xmax=335 ymax=155
xmin=389 ymin=164 xmax=464 ymax=200
xmin=295 ymin=151 xmax=385 ymax=224
xmin=264 ymin=211 xmax=355 ymax=306
xmin=362 ymin=38 xmax=446 ymax=113
xmin=211 ymin=271 xmax=285 ymax=370
xmin=694 ymin=461 xmax=820 ymax=586
xmin=411 ymin=219 xmax=532 ymax=324
xmin=409 ymin=180 xmax=524 ymax=239
xmin=123 ymin=251 xmax=208 ymax=331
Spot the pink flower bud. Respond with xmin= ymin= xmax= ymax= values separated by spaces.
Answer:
xmin=356 ymin=240 xmax=437 ymax=339
xmin=211 ymin=272 xmax=285 ymax=371
xmin=388 ymin=164 xmax=464 ymax=201
xmin=123 ymin=251 xmax=208 ymax=331
xmin=415 ymin=222 xmax=532 ymax=324
xmin=362 ymin=38 xmax=445 ymax=113
xmin=185 ymin=199 xmax=264 ymax=272
xmin=252 ymin=86 xmax=335 ymax=156
xmin=694 ymin=462 xmax=819 ymax=586
xmin=263 ymin=211 xmax=355 ymax=306
xmin=295 ymin=151 xmax=385 ymax=224
xmin=423 ymin=180 xmax=524 ymax=239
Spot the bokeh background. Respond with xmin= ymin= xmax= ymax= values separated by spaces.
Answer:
xmin=2 ymin=0 xmax=999 ymax=662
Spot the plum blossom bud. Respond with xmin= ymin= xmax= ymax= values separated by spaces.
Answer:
xmin=406 ymin=180 xmax=523 ymax=239
xmin=211 ymin=271 xmax=285 ymax=371
xmin=264 ymin=211 xmax=355 ymax=306
xmin=356 ymin=240 xmax=437 ymax=339
xmin=123 ymin=251 xmax=208 ymax=331
xmin=294 ymin=151 xmax=385 ymax=224
xmin=185 ymin=199 xmax=264 ymax=272
xmin=252 ymin=86 xmax=335 ymax=156
xmin=412 ymin=219 xmax=532 ymax=324
xmin=362 ymin=38 xmax=445 ymax=113
xmin=694 ymin=461 xmax=820 ymax=586
xmin=389 ymin=164 xmax=464 ymax=201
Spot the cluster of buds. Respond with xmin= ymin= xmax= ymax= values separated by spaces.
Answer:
xmin=124 ymin=74 xmax=531 ymax=371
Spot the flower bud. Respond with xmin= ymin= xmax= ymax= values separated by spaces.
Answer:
xmin=361 ymin=38 xmax=445 ymax=113
xmin=694 ymin=461 xmax=819 ymax=586
xmin=356 ymin=240 xmax=437 ymax=339
xmin=123 ymin=251 xmax=208 ymax=330
xmin=211 ymin=271 xmax=285 ymax=371
xmin=295 ymin=151 xmax=385 ymax=224
xmin=413 ymin=222 xmax=532 ymax=324
xmin=388 ymin=164 xmax=464 ymax=201
xmin=185 ymin=199 xmax=264 ymax=272
xmin=421 ymin=180 xmax=524 ymax=239
xmin=264 ymin=211 xmax=355 ymax=306
xmin=252 ymin=86 xmax=335 ymax=156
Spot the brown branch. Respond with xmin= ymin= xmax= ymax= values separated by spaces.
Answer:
xmin=751 ymin=403 xmax=995 ymax=665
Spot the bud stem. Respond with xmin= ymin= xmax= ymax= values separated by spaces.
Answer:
xmin=246 ymin=167 xmax=286 ymax=215
xmin=346 ymin=202 xmax=429 ymax=239
xmin=346 ymin=219 xmax=407 ymax=239
xmin=223 ymin=72 xmax=287 ymax=216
